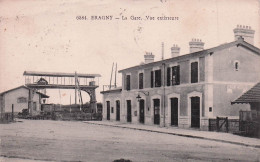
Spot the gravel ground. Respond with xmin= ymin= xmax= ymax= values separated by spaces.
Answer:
xmin=0 ymin=120 xmax=259 ymax=162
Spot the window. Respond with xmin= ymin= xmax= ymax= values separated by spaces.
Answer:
xmin=111 ymin=107 xmax=114 ymax=113
xmin=139 ymin=73 xmax=143 ymax=89
xmin=151 ymin=71 xmax=154 ymax=88
xmin=33 ymin=102 xmax=37 ymax=111
xmin=126 ymin=75 xmax=131 ymax=90
xmin=172 ymin=65 xmax=180 ymax=85
xmin=191 ymin=62 xmax=198 ymax=83
xmin=17 ymin=97 xmax=27 ymax=103
xmin=167 ymin=65 xmax=180 ymax=86
xmin=155 ymin=69 xmax=161 ymax=87
xmin=234 ymin=60 xmax=240 ymax=71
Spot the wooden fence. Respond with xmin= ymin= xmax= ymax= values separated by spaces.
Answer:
xmin=239 ymin=111 xmax=260 ymax=138
xmin=209 ymin=117 xmax=239 ymax=133
xmin=0 ymin=113 xmax=14 ymax=123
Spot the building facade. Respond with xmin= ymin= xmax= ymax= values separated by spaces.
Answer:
xmin=0 ymin=86 xmax=49 ymax=117
xmin=101 ymin=25 xmax=260 ymax=130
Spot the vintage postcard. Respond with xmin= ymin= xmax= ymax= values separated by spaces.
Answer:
xmin=0 ymin=0 xmax=259 ymax=162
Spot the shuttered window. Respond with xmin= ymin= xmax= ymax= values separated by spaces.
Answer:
xmin=191 ymin=62 xmax=198 ymax=83
xmin=139 ymin=73 xmax=143 ymax=89
xmin=126 ymin=75 xmax=131 ymax=90
xmin=151 ymin=71 xmax=154 ymax=88
xmin=155 ymin=69 xmax=161 ymax=87
xmin=172 ymin=65 xmax=180 ymax=85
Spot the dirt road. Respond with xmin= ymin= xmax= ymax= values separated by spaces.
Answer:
xmin=0 ymin=120 xmax=259 ymax=162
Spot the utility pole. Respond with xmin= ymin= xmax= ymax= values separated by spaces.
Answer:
xmin=109 ymin=62 xmax=114 ymax=90
xmin=114 ymin=63 xmax=117 ymax=88
xmin=75 ymin=72 xmax=77 ymax=105
xmin=163 ymin=63 xmax=166 ymax=127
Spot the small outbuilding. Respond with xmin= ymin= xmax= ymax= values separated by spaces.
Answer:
xmin=232 ymin=82 xmax=260 ymax=137
xmin=232 ymin=82 xmax=260 ymax=111
xmin=0 ymin=85 xmax=49 ymax=117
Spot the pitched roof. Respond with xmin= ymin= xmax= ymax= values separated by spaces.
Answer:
xmin=0 ymin=85 xmax=28 ymax=95
xmin=37 ymin=92 xmax=49 ymax=98
xmin=119 ymin=37 xmax=260 ymax=73
xmin=0 ymin=85 xmax=49 ymax=98
xmin=232 ymin=82 xmax=260 ymax=104
xmin=100 ymin=87 xmax=122 ymax=94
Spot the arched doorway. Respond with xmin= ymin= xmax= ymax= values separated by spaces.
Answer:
xmin=139 ymin=99 xmax=145 ymax=124
xmin=191 ymin=96 xmax=200 ymax=128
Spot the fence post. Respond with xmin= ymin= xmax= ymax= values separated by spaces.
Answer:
xmin=226 ymin=117 xmax=229 ymax=132
xmin=12 ymin=104 xmax=14 ymax=121
xmin=239 ymin=111 xmax=242 ymax=131
xmin=216 ymin=117 xmax=219 ymax=132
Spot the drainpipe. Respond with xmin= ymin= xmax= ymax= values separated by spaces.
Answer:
xmin=162 ymin=63 xmax=166 ymax=127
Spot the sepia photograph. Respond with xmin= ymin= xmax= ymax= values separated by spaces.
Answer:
xmin=0 ymin=0 xmax=260 ymax=161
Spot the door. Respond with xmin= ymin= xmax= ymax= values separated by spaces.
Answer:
xmin=33 ymin=102 xmax=37 ymax=111
xmin=139 ymin=99 xmax=145 ymax=123
xmin=171 ymin=98 xmax=178 ymax=126
xmin=106 ymin=101 xmax=110 ymax=120
xmin=127 ymin=100 xmax=132 ymax=122
xmin=116 ymin=100 xmax=120 ymax=121
xmin=153 ymin=99 xmax=160 ymax=125
xmin=191 ymin=97 xmax=200 ymax=128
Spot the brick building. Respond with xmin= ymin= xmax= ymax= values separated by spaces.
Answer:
xmin=101 ymin=25 xmax=260 ymax=130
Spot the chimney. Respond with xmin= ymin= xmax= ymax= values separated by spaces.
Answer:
xmin=189 ymin=38 xmax=204 ymax=53
xmin=144 ymin=52 xmax=154 ymax=64
xmin=161 ymin=42 xmax=164 ymax=60
xmin=233 ymin=25 xmax=255 ymax=45
xmin=171 ymin=44 xmax=180 ymax=58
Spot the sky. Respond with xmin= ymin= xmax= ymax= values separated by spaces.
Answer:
xmin=0 ymin=0 xmax=259 ymax=104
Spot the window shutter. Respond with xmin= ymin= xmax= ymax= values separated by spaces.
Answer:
xmin=126 ymin=75 xmax=131 ymax=90
xmin=139 ymin=73 xmax=143 ymax=89
xmin=155 ymin=69 xmax=161 ymax=87
xmin=167 ymin=67 xmax=171 ymax=86
xmin=151 ymin=71 xmax=154 ymax=88
xmin=191 ymin=62 xmax=198 ymax=83
xmin=176 ymin=65 xmax=180 ymax=85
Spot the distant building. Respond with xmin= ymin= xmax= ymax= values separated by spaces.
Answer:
xmin=101 ymin=25 xmax=260 ymax=130
xmin=0 ymin=85 xmax=49 ymax=116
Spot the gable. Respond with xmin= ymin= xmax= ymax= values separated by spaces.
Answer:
xmin=0 ymin=86 xmax=29 ymax=96
xmin=212 ymin=45 xmax=260 ymax=82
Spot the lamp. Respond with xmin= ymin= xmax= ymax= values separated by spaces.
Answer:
xmin=136 ymin=91 xmax=149 ymax=102
xmin=136 ymin=94 xmax=142 ymax=101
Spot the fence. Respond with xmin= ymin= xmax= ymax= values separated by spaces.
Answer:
xmin=209 ymin=117 xmax=239 ymax=133
xmin=0 ymin=113 xmax=14 ymax=123
xmin=239 ymin=110 xmax=260 ymax=138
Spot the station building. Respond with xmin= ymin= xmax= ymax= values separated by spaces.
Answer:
xmin=0 ymin=85 xmax=49 ymax=116
xmin=101 ymin=25 xmax=260 ymax=130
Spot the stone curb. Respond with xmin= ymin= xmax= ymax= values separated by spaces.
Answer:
xmin=83 ymin=121 xmax=260 ymax=149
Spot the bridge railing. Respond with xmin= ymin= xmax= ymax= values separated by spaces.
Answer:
xmin=24 ymin=76 xmax=99 ymax=86
xmin=23 ymin=71 xmax=101 ymax=87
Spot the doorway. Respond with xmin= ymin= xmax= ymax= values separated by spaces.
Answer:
xmin=191 ymin=97 xmax=200 ymax=128
xmin=127 ymin=100 xmax=132 ymax=122
xmin=153 ymin=99 xmax=160 ymax=125
xmin=106 ymin=101 xmax=110 ymax=120
xmin=139 ymin=99 xmax=145 ymax=123
xmin=171 ymin=98 xmax=178 ymax=126
xmin=116 ymin=100 xmax=120 ymax=121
